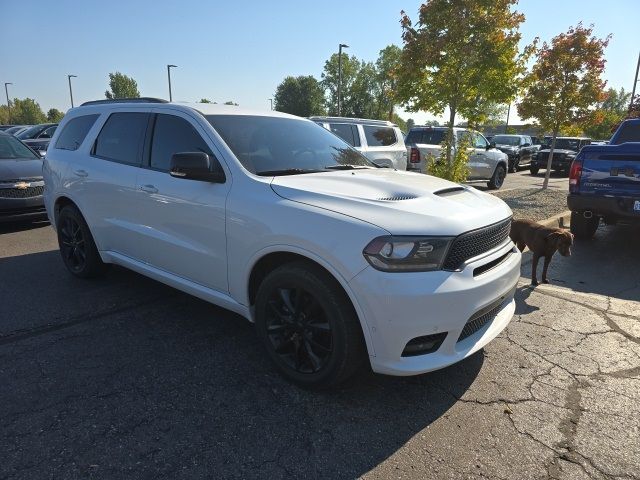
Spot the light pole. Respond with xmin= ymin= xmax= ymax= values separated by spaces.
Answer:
xmin=504 ymin=103 xmax=511 ymax=133
xmin=268 ymin=98 xmax=273 ymax=110
xmin=631 ymin=51 xmax=640 ymax=110
xmin=67 ymin=75 xmax=77 ymax=108
xmin=337 ymin=43 xmax=349 ymax=116
xmin=167 ymin=64 xmax=177 ymax=101
xmin=4 ymin=82 xmax=12 ymax=124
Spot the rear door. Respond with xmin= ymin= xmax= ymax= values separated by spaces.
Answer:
xmin=361 ymin=124 xmax=405 ymax=169
xmin=327 ymin=123 xmax=361 ymax=149
xmin=467 ymin=131 xmax=493 ymax=179
xmin=133 ymin=110 xmax=230 ymax=292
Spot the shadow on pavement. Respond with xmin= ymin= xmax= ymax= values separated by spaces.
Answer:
xmin=0 ymin=218 xmax=49 ymax=235
xmin=0 ymin=250 xmax=483 ymax=479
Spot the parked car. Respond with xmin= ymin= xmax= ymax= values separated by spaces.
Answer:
xmin=405 ymin=126 xmax=509 ymax=189
xmin=0 ymin=131 xmax=46 ymax=222
xmin=17 ymin=123 xmax=58 ymax=155
xmin=0 ymin=125 xmax=15 ymax=131
xmin=491 ymin=134 xmax=537 ymax=173
xmin=567 ymin=119 xmax=640 ymax=239
xmin=4 ymin=125 xmax=31 ymax=136
xmin=530 ymin=137 xmax=591 ymax=176
xmin=43 ymin=99 xmax=521 ymax=388
xmin=310 ymin=116 xmax=407 ymax=170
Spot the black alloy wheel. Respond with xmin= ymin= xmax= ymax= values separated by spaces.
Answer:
xmin=487 ymin=164 xmax=506 ymax=190
xmin=59 ymin=215 xmax=86 ymax=273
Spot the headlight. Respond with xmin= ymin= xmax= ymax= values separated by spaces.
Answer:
xmin=363 ymin=236 xmax=453 ymax=272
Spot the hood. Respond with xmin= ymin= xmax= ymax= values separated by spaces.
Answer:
xmin=0 ymin=158 xmax=44 ymax=181
xmin=270 ymin=169 xmax=512 ymax=236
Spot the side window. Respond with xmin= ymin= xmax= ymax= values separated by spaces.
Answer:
xmin=54 ymin=114 xmax=99 ymax=151
xmin=329 ymin=123 xmax=359 ymax=147
xmin=94 ymin=112 xmax=148 ymax=165
xmin=150 ymin=114 xmax=213 ymax=171
xmin=474 ymin=132 xmax=488 ymax=149
xmin=456 ymin=130 xmax=473 ymax=146
xmin=39 ymin=126 xmax=57 ymax=139
xmin=363 ymin=125 xmax=396 ymax=147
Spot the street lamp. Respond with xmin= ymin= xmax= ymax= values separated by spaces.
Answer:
xmin=631 ymin=51 xmax=640 ymax=110
xmin=504 ymin=102 xmax=511 ymax=133
xmin=4 ymin=83 xmax=12 ymax=124
xmin=337 ymin=43 xmax=349 ymax=116
xmin=67 ymin=75 xmax=77 ymax=108
xmin=167 ymin=64 xmax=177 ymax=101
xmin=268 ymin=98 xmax=273 ymax=110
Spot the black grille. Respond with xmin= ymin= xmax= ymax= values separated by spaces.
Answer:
xmin=457 ymin=302 xmax=503 ymax=342
xmin=442 ymin=218 xmax=511 ymax=270
xmin=0 ymin=185 xmax=44 ymax=199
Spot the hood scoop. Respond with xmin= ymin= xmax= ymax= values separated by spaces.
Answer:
xmin=434 ymin=186 xmax=466 ymax=197
xmin=377 ymin=194 xmax=419 ymax=201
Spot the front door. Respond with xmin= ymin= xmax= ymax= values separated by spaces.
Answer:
xmin=133 ymin=111 xmax=230 ymax=293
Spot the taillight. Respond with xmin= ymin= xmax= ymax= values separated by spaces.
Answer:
xmin=569 ymin=154 xmax=583 ymax=193
xmin=409 ymin=147 xmax=420 ymax=163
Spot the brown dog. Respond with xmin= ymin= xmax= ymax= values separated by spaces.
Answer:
xmin=509 ymin=219 xmax=574 ymax=286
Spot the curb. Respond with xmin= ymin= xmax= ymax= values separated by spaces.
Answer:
xmin=519 ymin=210 xmax=572 ymax=266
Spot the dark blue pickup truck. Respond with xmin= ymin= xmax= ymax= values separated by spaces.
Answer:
xmin=567 ymin=119 xmax=640 ymax=238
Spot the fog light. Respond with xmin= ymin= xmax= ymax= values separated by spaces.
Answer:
xmin=401 ymin=333 xmax=447 ymax=357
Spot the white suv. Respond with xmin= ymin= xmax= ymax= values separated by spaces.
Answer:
xmin=310 ymin=116 xmax=407 ymax=170
xmin=43 ymin=99 xmax=521 ymax=388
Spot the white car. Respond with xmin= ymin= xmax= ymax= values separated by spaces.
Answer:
xmin=310 ymin=116 xmax=408 ymax=170
xmin=43 ymin=99 xmax=521 ymax=388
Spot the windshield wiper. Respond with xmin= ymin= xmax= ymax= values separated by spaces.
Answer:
xmin=257 ymin=168 xmax=322 ymax=176
xmin=324 ymin=164 xmax=370 ymax=170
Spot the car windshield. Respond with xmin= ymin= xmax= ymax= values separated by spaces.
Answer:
xmin=205 ymin=115 xmax=374 ymax=175
xmin=0 ymin=135 xmax=39 ymax=160
xmin=405 ymin=129 xmax=446 ymax=145
xmin=16 ymin=125 xmax=43 ymax=140
xmin=553 ymin=139 xmax=581 ymax=151
xmin=492 ymin=135 xmax=520 ymax=146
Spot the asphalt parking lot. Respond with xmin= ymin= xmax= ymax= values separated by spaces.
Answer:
xmin=471 ymin=168 xmax=569 ymax=192
xmin=1 ymin=220 xmax=639 ymax=479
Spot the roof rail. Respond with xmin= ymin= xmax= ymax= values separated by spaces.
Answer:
xmin=80 ymin=97 xmax=168 ymax=106
xmin=308 ymin=116 xmax=396 ymax=127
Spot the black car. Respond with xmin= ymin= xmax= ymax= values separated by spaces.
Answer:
xmin=491 ymin=134 xmax=536 ymax=172
xmin=0 ymin=132 xmax=46 ymax=222
xmin=530 ymin=137 xmax=591 ymax=176
xmin=16 ymin=123 xmax=58 ymax=155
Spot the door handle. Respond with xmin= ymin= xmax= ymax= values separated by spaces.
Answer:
xmin=139 ymin=184 xmax=158 ymax=194
xmin=73 ymin=169 xmax=88 ymax=177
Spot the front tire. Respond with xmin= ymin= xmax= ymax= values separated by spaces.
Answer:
xmin=56 ymin=205 xmax=108 ymax=278
xmin=570 ymin=212 xmax=599 ymax=239
xmin=530 ymin=166 xmax=540 ymax=175
xmin=254 ymin=261 xmax=366 ymax=389
xmin=487 ymin=164 xmax=506 ymax=190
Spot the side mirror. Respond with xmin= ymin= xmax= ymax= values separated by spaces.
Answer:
xmin=486 ymin=142 xmax=495 ymax=150
xmin=169 ymin=152 xmax=225 ymax=183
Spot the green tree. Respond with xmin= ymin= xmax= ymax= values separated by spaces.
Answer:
xmin=199 ymin=98 xmax=214 ymax=103
xmin=391 ymin=113 xmax=407 ymax=132
xmin=321 ymin=53 xmax=361 ymax=116
xmin=9 ymin=98 xmax=47 ymax=124
xmin=0 ymin=106 xmax=10 ymax=124
xmin=47 ymin=108 xmax=65 ymax=122
xmin=105 ymin=72 xmax=140 ymax=99
xmin=375 ymin=45 xmax=402 ymax=120
xmin=273 ymin=75 xmax=325 ymax=117
xmin=406 ymin=118 xmax=415 ymax=130
xmin=397 ymin=0 xmax=532 ymax=167
xmin=583 ymin=87 xmax=631 ymax=140
xmin=344 ymin=61 xmax=379 ymax=118
xmin=518 ymin=24 xmax=610 ymax=188
xmin=224 ymin=101 xmax=239 ymax=106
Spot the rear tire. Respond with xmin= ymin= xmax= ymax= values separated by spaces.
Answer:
xmin=570 ymin=211 xmax=599 ymax=239
xmin=56 ymin=205 xmax=108 ymax=278
xmin=509 ymin=157 xmax=519 ymax=173
xmin=487 ymin=164 xmax=506 ymax=190
xmin=254 ymin=261 xmax=366 ymax=389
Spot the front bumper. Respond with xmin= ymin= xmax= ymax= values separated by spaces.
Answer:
xmin=568 ymin=193 xmax=640 ymax=222
xmin=0 ymin=197 xmax=46 ymax=223
xmin=348 ymin=240 xmax=521 ymax=376
xmin=532 ymin=156 xmax=574 ymax=169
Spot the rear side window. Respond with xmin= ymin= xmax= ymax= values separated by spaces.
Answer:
xmin=94 ymin=112 xmax=148 ymax=165
xmin=55 ymin=114 xmax=99 ymax=151
xmin=150 ymin=114 xmax=213 ymax=171
xmin=613 ymin=123 xmax=640 ymax=144
xmin=364 ymin=126 xmax=396 ymax=147
xmin=329 ymin=123 xmax=360 ymax=147
xmin=405 ymin=129 xmax=446 ymax=145
xmin=39 ymin=126 xmax=57 ymax=139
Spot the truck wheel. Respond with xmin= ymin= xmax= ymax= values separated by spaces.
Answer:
xmin=570 ymin=212 xmax=599 ymax=239
xmin=487 ymin=164 xmax=506 ymax=190
xmin=529 ymin=166 xmax=540 ymax=175
xmin=509 ymin=157 xmax=519 ymax=173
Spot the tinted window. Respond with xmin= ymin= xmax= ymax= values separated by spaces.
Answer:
xmin=150 ymin=114 xmax=213 ymax=171
xmin=613 ymin=123 xmax=640 ymax=144
xmin=55 ymin=115 xmax=99 ymax=151
xmin=406 ymin=129 xmax=446 ymax=145
xmin=493 ymin=135 xmax=520 ymax=146
xmin=38 ymin=126 xmax=57 ymax=139
xmin=364 ymin=126 xmax=396 ymax=147
xmin=94 ymin=113 xmax=148 ymax=165
xmin=17 ymin=125 xmax=46 ymax=140
xmin=329 ymin=123 xmax=360 ymax=147
xmin=205 ymin=115 xmax=372 ymax=175
xmin=473 ymin=133 xmax=488 ymax=149
xmin=0 ymin=135 xmax=39 ymax=159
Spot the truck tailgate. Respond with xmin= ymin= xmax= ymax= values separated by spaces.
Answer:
xmin=580 ymin=143 xmax=640 ymax=197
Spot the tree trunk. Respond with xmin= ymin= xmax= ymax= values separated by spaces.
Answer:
xmin=446 ymin=107 xmax=456 ymax=166
xmin=542 ymin=129 xmax=558 ymax=190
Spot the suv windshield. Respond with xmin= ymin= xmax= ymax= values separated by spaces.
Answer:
xmin=552 ymin=139 xmax=581 ymax=151
xmin=493 ymin=135 xmax=520 ymax=146
xmin=206 ymin=115 xmax=373 ymax=175
xmin=0 ymin=135 xmax=39 ymax=160
xmin=405 ymin=129 xmax=446 ymax=145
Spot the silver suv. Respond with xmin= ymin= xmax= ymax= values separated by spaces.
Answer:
xmin=310 ymin=117 xmax=407 ymax=170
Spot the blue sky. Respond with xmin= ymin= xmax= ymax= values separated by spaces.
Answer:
xmin=1 ymin=0 xmax=637 ymax=124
